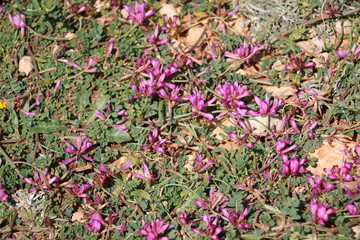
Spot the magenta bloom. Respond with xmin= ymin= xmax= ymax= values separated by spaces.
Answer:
xmin=274 ymin=138 xmax=298 ymax=154
xmin=247 ymin=94 xmax=284 ymax=116
xmin=177 ymin=211 xmax=189 ymax=225
xmin=224 ymin=39 xmax=263 ymax=64
xmin=284 ymin=53 xmax=316 ymax=71
xmin=307 ymin=175 xmax=335 ymax=195
xmin=62 ymin=135 xmax=94 ymax=164
xmin=309 ymin=198 xmax=335 ymax=226
xmin=323 ymin=161 xmax=354 ymax=181
xmin=353 ymin=45 xmax=360 ymax=58
xmin=0 ymin=182 xmax=9 ymax=202
xmin=222 ymin=208 xmax=251 ymax=230
xmin=345 ymin=203 xmax=359 ymax=215
xmin=84 ymin=211 xmax=105 ymax=233
xmin=188 ymin=89 xmax=217 ymax=120
xmin=141 ymin=126 xmax=169 ymax=154
xmin=130 ymin=162 xmax=160 ymax=183
xmin=146 ymin=25 xmax=168 ymax=52
xmin=191 ymin=214 xmax=224 ymax=240
xmin=215 ymin=81 xmax=251 ymax=109
xmin=336 ymin=49 xmax=350 ymax=58
xmin=23 ymin=167 xmax=59 ymax=193
xmin=123 ymin=1 xmax=155 ymax=25
xmin=194 ymin=153 xmax=215 ymax=172
xmin=279 ymin=153 xmax=307 ymax=175
xmin=138 ymin=218 xmax=170 ymax=240
xmin=8 ymin=13 xmax=26 ymax=35
xmin=194 ymin=187 xmax=228 ymax=212
xmin=65 ymin=181 xmax=91 ymax=198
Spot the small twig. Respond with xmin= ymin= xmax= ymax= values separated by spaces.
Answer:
xmin=26 ymin=26 xmax=70 ymax=41
xmin=280 ymin=7 xmax=360 ymax=36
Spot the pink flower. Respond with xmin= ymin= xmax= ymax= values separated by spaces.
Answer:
xmin=0 ymin=182 xmax=9 ymax=202
xmin=65 ymin=181 xmax=91 ymax=198
xmin=353 ymin=45 xmax=360 ymax=58
xmin=279 ymin=153 xmax=307 ymax=175
xmin=23 ymin=167 xmax=59 ymax=193
xmin=62 ymin=135 xmax=94 ymax=164
xmin=224 ymin=39 xmax=263 ymax=64
xmin=145 ymin=25 xmax=168 ymax=52
xmin=194 ymin=153 xmax=215 ymax=172
xmin=194 ymin=187 xmax=228 ymax=212
xmin=309 ymin=198 xmax=335 ymax=226
xmin=8 ymin=13 xmax=26 ymax=35
xmin=84 ymin=211 xmax=105 ymax=233
xmin=20 ymin=109 xmax=36 ymax=117
xmin=215 ymin=81 xmax=251 ymax=109
xmin=191 ymin=214 xmax=224 ymax=240
xmin=123 ymin=1 xmax=155 ymax=25
xmin=177 ymin=211 xmax=189 ymax=225
xmin=106 ymin=41 xmax=115 ymax=55
xmin=130 ymin=162 xmax=160 ymax=183
xmin=141 ymin=125 xmax=169 ymax=154
xmin=336 ymin=49 xmax=350 ymax=58
xmin=222 ymin=208 xmax=251 ymax=230
xmin=188 ymin=89 xmax=217 ymax=120
xmin=307 ymin=175 xmax=335 ymax=195
xmin=323 ymin=161 xmax=354 ymax=181
xmin=274 ymin=138 xmax=298 ymax=154
xmin=138 ymin=218 xmax=170 ymax=240
xmin=77 ymin=5 xmax=90 ymax=14
xmin=284 ymin=53 xmax=316 ymax=71
xmin=248 ymin=94 xmax=284 ymax=116
xmin=345 ymin=203 xmax=359 ymax=215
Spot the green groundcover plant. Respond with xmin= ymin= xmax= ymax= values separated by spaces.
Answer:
xmin=0 ymin=0 xmax=359 ymax=239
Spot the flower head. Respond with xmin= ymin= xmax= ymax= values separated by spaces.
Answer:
xmin=62 ymin=135 xmax=94 ymax=165
xmin=0 ymin=182 xmax=9 ymax=202
xmin=224 ymin=39 xmax=263 ymax=64
xmin=188 ymin=89 xmax=217 ymax=120
xmin=130 ymin=162 xmax=160 ymax=183
xmin=84 ymin=211 xmax=105 ymax=233
xmin=138 ymin=218 xmax=170 ymax=240
xmin=8 ymin=13 xmax=26 ymax=35
xmin=191 ymin=214 xmax=224 ymax=240
xmin=284 ymin=52 xmax=316 ymax=71
xmin=194 ymin=187 xmax=228 ymax=212
xmin=309 ymin=198 xmax=335 ymax=226
xmin=23 ymin=167 xmax=59 ymax=193
xmin=123 ymin=1 xmax=155 ymax=25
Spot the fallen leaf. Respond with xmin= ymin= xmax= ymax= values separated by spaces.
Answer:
xmin=185 ymin=25 xmax=206 ymax=46
xmin=65 ymin=32 xmax=77 ymax=40
xmin=297 ymin=37 xmax=324 ymax=56
xmin=72 ymin=209 xmax=85 ymax=222
xmin=232 ymin=16 xmax=250 ymax=35
xmin=19 ymin=56 xmax=34 ymax=76
xmin=335 ymin=20 xmax=352 ymax=35
xmin=262 ymin=85 xmax=296 ymax=99
xmin=248 ymin=115 xmax=282 ymax=135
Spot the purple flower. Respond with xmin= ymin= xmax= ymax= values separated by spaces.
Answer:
xmin=274 ymin=138 xmax=298 ymax=154
xmin=85 ymin=57 xmax=97 ymax=72
xmin=146 ymin=25 xmax=168 ymax=52
xmin=188 ymin=89 xmax=217 ymax=120
xmin=62 ymin=135 xmax=94 ymax=165
xmin=353 ymin=45 xmax=360 ymax=58
xmin=355 ymin=145 xmax=360 ymax=164
xmin=284 ymin=53 xmax=316 ymax=71
xmin=95 ymin=109 xmax=107 ymax=121
xmin=215 ymin=81 xmax=251 ymax=109
xmin=84 ymin=211 xmax=105 ymax=233
xmin=309 ymin=198 xmax=335 ymax=226
xmin=0 ymin=2 xmax=6 ymax=13
xmin=162 ymin=14 xmax=179 ymax=29
xmin=65 ymin=181 xmax=91 ymax=198
xmin=20 ymin=109 xmax=36 ymax=117
xmin=141 ymin=126 xmax=169 ymax=154
xmin=336 ymin=49 xmax=350 ymax=58
xmin=0 ymin=182 xmax=9 ymax=202
xmin=345 ymin=203 xmax=359 ymax=215
xmin=123 ymin=1 xmax=155 ymax=25
xmin=307 ymin=175 xmax=335 ymax=195
xmin=58 ymin=59 xmax=82 ymax=70
xmin=222 ymin=208 xmax=251 ymax=230
xmin=194 ymin=153 xmax=215 ymax=172
xmin=23 ymin=167 xmax=59 ymax=193
xmin=248 ymin=94 xmax=284 ymax=116
xmin=224 ymin=39 xmax=263 ymax=64
xmin=343 ymin=182 xmax=360 ymax=198
xmin=8 ymin=13 xmax=26 ymax=35
xmin=106 ymin=41 xmax=115 ymax=55
xmin=194 ymin=187 xmax=228 ymax=211
xmin=130 ymin=162 xmax=160 ymax=183
xmin=323 ymin=161 xmax=354 ymax=181
xmin=279 ymin=153 xmax=307 ymax=175
xmin=191 ymin=214 xmax=224 ymax=240
xmin=177 ymin=211 xmax=189 ymax=225
xmin=138 ymin=218 xmax=170 ymax=240
xmin=77 ymin=5 xmax=90 ymax=14
xmin=114 ymin=222 xmax=127 ymax=236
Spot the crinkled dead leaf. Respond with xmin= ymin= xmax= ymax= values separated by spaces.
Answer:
xmin=72 ymin=209 xmax=85 ymax=222
xmin=297 ymin=37 xmax=324 ymax=56
xmin=19 ymin=56 xmax=34 ymax=76
xmin=65 ymin=32 xmax=77 ymax=40
xmin=185 ymin=25 xmax=206 ymax=46
xmin=248 ymin=115 xmax=282 ymax=135
xmin=335 ymin=20 xmax=352 ymax=35
xmin=262 ymin=85 xmax=297 ymax=99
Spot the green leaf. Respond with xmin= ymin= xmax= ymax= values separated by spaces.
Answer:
xmin=28 ymin=120 xmax=66 ymax=133
xmin=132 ymin=189 xmax=151 ymax=200
xmin=105 ymin=127 xmax=132 ymax=143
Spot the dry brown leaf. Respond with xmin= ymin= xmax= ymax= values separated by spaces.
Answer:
xmin=307 ymin=140 xmax=357 ymax=176
xmin=72 ymin=209 xmax=85 ymax=222
xmin=185 ymin=25 xmax=206 ymax=46
xmin=211 ymin=118 xmax=236 ymax=141
xmin=262 ymin=85 xmax=296 ymax=99
xmin=19 ymin=56 xmax=34 ymax=76
xmin=65 ymin=32 xmax=77 ymax=40
xmin=272 ymin=60 xmax=285 ymax=71
xmin=297 ymin=37 xmax=324 ymax=56
xmin=248 ymin=115 xmax=282 ymax=135
xmin=232 ymin=16 xmax=250 ymax=36
xmin=112 ymin=155 xmax=129 ymax=169
xmin=335 ymin=20 xmax=352 ymax=35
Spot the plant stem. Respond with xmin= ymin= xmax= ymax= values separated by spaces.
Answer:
xmin=26 ymin=26 xmax=70 ymax=41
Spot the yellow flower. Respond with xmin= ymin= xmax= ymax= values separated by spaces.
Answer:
xmin=0 ymin=98 xmax=7 ymax=109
